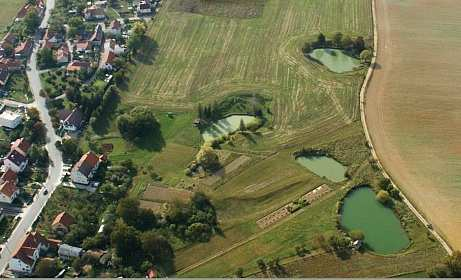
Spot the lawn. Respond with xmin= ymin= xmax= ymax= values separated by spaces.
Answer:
xmin=0 ymin=0 xmax=24 ymax=36
xmin=5 ymin=72 xmax=33 ymax=103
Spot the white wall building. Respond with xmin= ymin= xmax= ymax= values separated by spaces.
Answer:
xmin=0 ymin=110 xmax=22 ymax=129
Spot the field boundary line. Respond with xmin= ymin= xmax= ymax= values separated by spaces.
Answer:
xmin=359 ymin=0 xmax=452 ymax=255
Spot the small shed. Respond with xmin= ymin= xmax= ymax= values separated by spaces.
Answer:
xmin=58 ymin=244 xmax=83 ymax=260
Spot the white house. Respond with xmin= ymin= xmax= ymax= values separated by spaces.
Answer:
xmin=9 ymin=232 xmax=50 ymax=275
xmin=84 ymin=5 xmax=106 ymax=20
xmin=3 ymin=138 xmax=30 ymax=173
xmin=106 ymin=20 xmax=122 ymax=36
xmin=137 ymin=0 xmax=152 ymax=15
xmin=71 ymin=151 xmax=103 ymax=185
xmin=105 ymin=39 xmax=125 ymax=55
xmin=0 ymin=110 xmax=22 ymax=129
xmin=100 ymin=50 xmax=116 ymax=71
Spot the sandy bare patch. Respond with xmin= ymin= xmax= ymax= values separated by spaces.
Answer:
xmin=141 ymin=184 xmax=193 ymax=203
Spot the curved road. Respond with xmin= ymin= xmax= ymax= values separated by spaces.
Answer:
xmin=364 ymin=0 xmax=461 ymax=251
xmin=0 ymin=0 xmax=63 ymax=274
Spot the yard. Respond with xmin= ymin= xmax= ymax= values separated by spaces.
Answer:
xmin=4 ymin=73 xmax=33 ymax=104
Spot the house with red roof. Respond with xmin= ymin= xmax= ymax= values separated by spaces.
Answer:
xmin=0 ymin=181 xmax=18 ymax=203
xmin=67 ymin=60 xmax=91 ymax=72
xmin=0 ymin=58 xmax=23 ymax=72
xmin=52 ymin=211 xmax=75 ymax=234
xmin=2 ymin=138 xmax=30 ymax=173
xmin=56 ymin=44 xmax=70 ymax=64
xmin=106 ymin=19 xmax=122 ymax=36
xmin=100 ymin=50 xmax=116 ymax=71
xmin=9 ymin=232 xmax=50 ymax=275
xmin=14 ymin=39 xmax=33 ymax=59
xmin=70 ymin=151 xmax=104 ymax=185
xmin=84 ymin=5 xmax=106 ymax=21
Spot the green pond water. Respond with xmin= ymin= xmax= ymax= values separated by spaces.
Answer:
xmin=341 ymin=187 xmax=410 ymax=254
xmin=296 ymin=156 xmax=347 ymax=182
xmin=201 ymin=115 xmax=259 ymax=142
xmin=308 ymin=48 xmax=360 ymax=73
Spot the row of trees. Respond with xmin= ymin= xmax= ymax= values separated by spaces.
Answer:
xmin=303 ymin=32 xmax=372 ymax=63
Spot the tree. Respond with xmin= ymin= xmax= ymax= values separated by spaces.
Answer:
xmin=333 ymin=32 xmax=343 ymax=48
xmin=141 ymin=231 xmax=175 ymax=266
xmin=68 ymin=17 xmax=84 ymax=37
xmin=341 ymin=36 xmax=354 ymax=52
xmin=257 ymin=259 xmax=267 ymax=272
xmin=302 ymin=42 xmax=312 ymax=53
xmin=376 ymin=190 xmax=391 ymax=205
xmin=117 ymin=106 xmax=159 ymax=142
xmin=110 ymin=221 xmax=143 ymax=266
xmin=349 ymin=230 xmax=364 ymax=241
xmin=128 ymin=22 xmax=147 ymax=54
xmin=239 ymin=119 xmax=246 ymax=132
xmin=354 ymin=36 xmax=366 ymax=54
xmin=196 ymin=145 xmax=220 ymax=172
xmin=34 ymin=259 xmax=59 ymax=278
xmin=37 ymin=48 xmax=57 ymax=69
xmin=185 ymin=222 xmax=212 ymax=242
xmin=137 ymin=208 xmax=157 ymax=231
xmin=316 ymin=33 xmax=326 ymax=47
xmin=23 ymin=10 xmax=40 ymax=35
xmin=116 ymin=197 xmax=141 ymax=226
xmin=235 ymin=267 xmax=244 ymax=278
xmin=58 ymin=138 xmax=82 ymax=163
xmin=2 ymin=45 xmax=14 ymax=58
xmin=360 ymin=49 xmax=373 ymax=64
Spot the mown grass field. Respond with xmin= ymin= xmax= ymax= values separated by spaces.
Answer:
xmin=0 ymin=0 xmax=23 ymax=36
xmin=85 ymin=0 xmax=448 ymax=276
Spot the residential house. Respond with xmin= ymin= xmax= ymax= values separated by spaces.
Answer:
xmin=94 ymin=0 xmax=108 ymax=8
xmin=9 ymin=232 xmax=50 ymax=275
xmin=75 ymin=40 xmax=91 ymax=53
xmin=100 ymin=51 xmax=116 ymax=71
xmin=16 ymin=1 xmax=45 ymax=21
xmin=0 ymin=110 xmax=22 ymax=129
xmin=137 ymin=0 xmax=152 ymax=15
xmin=56 ymin=44 xmax=70 ymax=64
xmin=59 ymin=108 xmax=84 ymax=133
xmin=14 ymin=40 xmax=33 ymax=59
xmin=70 ymin=151 xmax=103 ymax=185
xmin=58 ymin=244 xmax=83 ymax=260
xmin=106 ymin=20 xmax=122 ymax=36
xmin=89 ymin=24 xmax=104 ymax=47
xmin=105 ymin=39 xmax=125 ymax=55
xmin=43 ymin=29 xmax=63 ymax=47
xmin=2 ymin=138 xmax=30 ymax=173
xmin=0 ymin=69 xmax=9 ymax=87
xmin=67 ymin=60 xmax=91 ymax=72
xmin=2 ymin=32 xmax=19 ymax=47
xmin=84 ymin=5 xmax=106 ymax=21
xmin=41 ymin=40 xmax=54 ymax=50
xmin=1 ymin=169 xmax=18 ymax=185
xmin=0 ymin=180 xmax=18 ymax=203
xmin=0 ymin=58 xmax=23 ymax=72
xmin=52 ymin=211 xmax=75 ymax=234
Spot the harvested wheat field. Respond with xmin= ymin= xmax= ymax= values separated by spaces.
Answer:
xmin=365 ymin=0 xmax=461 ymax=250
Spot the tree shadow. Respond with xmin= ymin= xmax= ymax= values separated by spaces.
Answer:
xmin=93 ymin=93 xmax=121 ymax=135
xmin=134 ymin=37 xmax=159 ymax=65
xmin=132 ymin=124 xmax=166 ymax=152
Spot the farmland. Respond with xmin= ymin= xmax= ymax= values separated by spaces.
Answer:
xmin=84 ymin=0 xmax=450 ymax=276
xmin=365 ymin=0 xmax=461 ymax=250
xmin=0 ymin=0 xmax=23 ymax=35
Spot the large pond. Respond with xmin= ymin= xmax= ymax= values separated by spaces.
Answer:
xmin=296 ymin=156 xmax=347 ymax=182
xmin=341 ymin=187 xmax=410 ymax=254
xmin=201 ymin=115 xmax=259 ymax=142
xmin=308 ymin=48 xmax=360 ymax=73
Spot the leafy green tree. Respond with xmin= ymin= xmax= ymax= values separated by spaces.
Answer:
xmin=141 ymin=231 xmax=175 ymax=272
xmin=116 ymin=197 xmax=141 ymax=226
xmin=235 ymin=267 xmax=244 ymax=278
xmin=23 ymin=10 xmax=40 ymax=35
xmin=37 ymin=48 xmax=57 ymax=69
xmin=34 ymin=258 xmax=59 ymax=278
xmin=349 ymin=230 xmax=364 ymax=241
xmin=117 ymin=106 xmax=159 ymax=142
xmin=428 ymin=251 xmax=461 ymax=277
xmin=185 ymin=223 xmax=212 ymax=242
xmin=332 ymin=32 xmax=343 ymax=48
xmin=376 ymin=190 xmax=391 ymax=205
xmin=196 ymin=145 xmax=220 ymax=172
xmin=110 ymin=221 xmax=143 ymax=266
xmin=360 ymin=49 xmax=373 ymax=64
xmin=316 ymin=33 xmax=326 ymax=47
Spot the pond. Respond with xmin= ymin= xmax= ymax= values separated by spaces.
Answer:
xmin=340 ymin=187 xmax=410 ymax=254
xmin=296 ymin=155 xmax=347 ymax=182
xmin=201 ymin=115 xmax=259 ymax=142
xmin=308 ymin=48 xmax=361 ymax=73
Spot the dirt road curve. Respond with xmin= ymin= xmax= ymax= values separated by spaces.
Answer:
xmin=365 ymin=0 xmax=461 ymax=250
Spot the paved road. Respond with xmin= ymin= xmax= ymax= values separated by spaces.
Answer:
xmin=0 ymin=0 xmax=63 ymax=274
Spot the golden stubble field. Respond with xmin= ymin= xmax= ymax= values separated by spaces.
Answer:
xmin=365 ymin=0 xmax=461 ymax=249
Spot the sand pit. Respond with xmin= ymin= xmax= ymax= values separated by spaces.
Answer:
xmin=365 ymin=0 xmax=461 ymax=249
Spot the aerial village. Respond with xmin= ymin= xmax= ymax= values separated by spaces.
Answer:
xmin=0 ymin=0 xmax=160 ymax=277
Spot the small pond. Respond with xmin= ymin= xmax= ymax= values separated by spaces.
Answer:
xmin=340 ymin=187 xmax=410 ymax=254
xmin=201 ymin=115 xmax=259 ymax=142
xmin=296 ymin=155 xmax=347 ymax=182
xmin=308 ymin=48 xmax=360 ymax=73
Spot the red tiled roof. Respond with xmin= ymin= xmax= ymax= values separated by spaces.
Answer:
xmin=11 ymin=137 xmax=30 ymax=156
xmin=0 ymin=181 xmax=17 ymax=198
xmin=13 ymin=232 xmax=49 ymax=266
xmin=72 ymin=152 xmax=100 ymax=177
xmin=14 ymin=40 xmax=32 ymax=54
xmin=1 ymin=169 xmax=17 ymax=183
xmin=67 ymin=60 xmax=90 ymax=72
xmin=52 ymin=211 xmax=75 ymax=228
xmin=109 ymin=20 xmax=122 ymax=30
xmin=102 ymin=51 xmax=116 ymax=65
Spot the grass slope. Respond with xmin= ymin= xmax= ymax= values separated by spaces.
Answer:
xmin=0 ymin=0 xmax=23 ymax=35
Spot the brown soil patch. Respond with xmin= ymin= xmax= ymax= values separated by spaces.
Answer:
xmin=169 ymin=0 xmax=266 ymax=19
xmin=141 ymin=184 xmax=193 ymax=203
xmin=365 ymin=0 xmax=461 ymax=249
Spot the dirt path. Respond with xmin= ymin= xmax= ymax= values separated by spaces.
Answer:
xmin=364 ymin=0 xmax=461 ymax=250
